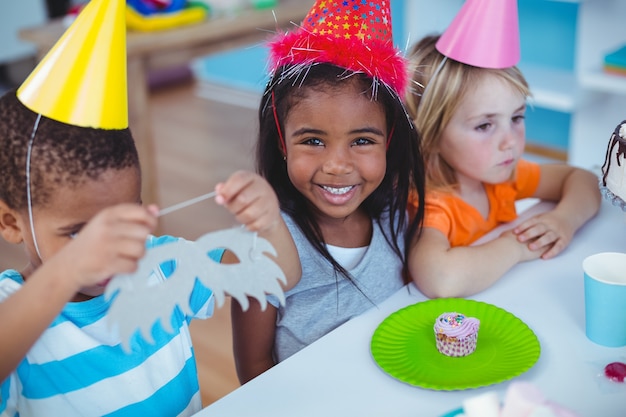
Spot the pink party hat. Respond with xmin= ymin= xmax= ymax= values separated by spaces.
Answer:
xmin=436 ymin=0 xmax=520 ymax=69
xmin=268 ymin=0 xmax=407 ymax=96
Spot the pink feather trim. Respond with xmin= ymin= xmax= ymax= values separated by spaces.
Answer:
xmin=268 ymin=30 xmax=408 ymax=97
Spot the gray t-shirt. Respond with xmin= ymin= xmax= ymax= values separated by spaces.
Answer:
xmin=271 ymin=210 xmax=405 ymax=362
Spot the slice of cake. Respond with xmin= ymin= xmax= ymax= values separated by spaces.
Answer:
xmin=600 ymin=120 xmax=626 ymax=211
xmin=434 ymin=312 xmax=480 ymax=357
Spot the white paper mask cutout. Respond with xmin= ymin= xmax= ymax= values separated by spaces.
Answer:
xmin=105 ymin=226 xmax=286 ymax=350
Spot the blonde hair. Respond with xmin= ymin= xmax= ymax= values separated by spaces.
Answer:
xmin=406 ymin=35 xmax=531 ymax=191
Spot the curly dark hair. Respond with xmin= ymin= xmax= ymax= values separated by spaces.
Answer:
xmin=0 ymin=89 xmax=140 ymax=210
xmin=257 ymin=63 xmax=425 ymax=283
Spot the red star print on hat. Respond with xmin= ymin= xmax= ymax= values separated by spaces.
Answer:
xmin=268 ymin=0 xmax=407 ymax=97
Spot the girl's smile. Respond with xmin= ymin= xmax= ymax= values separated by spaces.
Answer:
xmin=317 ymin=183 xmax=358 ymax=205
xmin=320 ymin=184 xmax=355 ymax=195
xmin=283 ymin=80 xmax=387 ymax=224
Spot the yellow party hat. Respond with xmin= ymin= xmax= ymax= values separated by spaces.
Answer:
xmin=17 ymin=0 xmax=127 ymax=129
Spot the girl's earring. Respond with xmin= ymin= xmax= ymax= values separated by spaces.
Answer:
xmin=283 ymin=154 xmax=287 ymax=161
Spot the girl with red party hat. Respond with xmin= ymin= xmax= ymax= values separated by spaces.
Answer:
xmin=231 ymin=0 xmax=426 ymax=384
xmin=404 ymin=1 xmax=600 ymax=298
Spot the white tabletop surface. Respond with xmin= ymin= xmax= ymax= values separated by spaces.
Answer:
xmin=198 ymin=199 xmax=626 ymax=417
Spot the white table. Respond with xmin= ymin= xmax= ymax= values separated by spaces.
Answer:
xmin=198 ymin=199 xmax=626 ymax=417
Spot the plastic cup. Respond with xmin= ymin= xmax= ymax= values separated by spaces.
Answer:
xmin=583 ymin=252 xmax=626 ymax=347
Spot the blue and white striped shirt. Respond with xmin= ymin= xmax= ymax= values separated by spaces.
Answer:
xmin=0 ymin=235 xmax=220 ymax=417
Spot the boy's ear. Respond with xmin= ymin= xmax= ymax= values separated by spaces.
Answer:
xmin=0 ymin=200 xmax=24 ymax=244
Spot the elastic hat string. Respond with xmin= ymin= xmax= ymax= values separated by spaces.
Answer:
xmin=26 ymin=114 xmax=43 ymax=261
xmin=271 ymin=90 xmax=286 ymax=156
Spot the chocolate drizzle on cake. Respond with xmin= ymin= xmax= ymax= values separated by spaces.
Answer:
xmin=601 ymin=120 xmax=626 ymax=186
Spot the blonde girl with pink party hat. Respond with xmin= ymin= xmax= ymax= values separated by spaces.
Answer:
xmin=231 ymin=0 xmax=427 ymax=383
xmin=405 ymin=0 xmax=600 ymax=299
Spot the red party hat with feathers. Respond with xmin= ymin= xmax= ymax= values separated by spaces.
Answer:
xmin=268 ymin=0 xmax=407 ymax=97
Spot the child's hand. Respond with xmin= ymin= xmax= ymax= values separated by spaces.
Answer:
xmin=214 ymin=170 xmax=280 ymax=233
xmin=58 ymin=204 xmax=158 ymax=290
xmin=499 ymin=230 xmax=544 ymax=262
xmin=513 ymin=212 xmax=574 ymax=260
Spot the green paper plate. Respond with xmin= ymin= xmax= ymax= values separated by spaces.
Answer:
xmin=370 ymin=298 xmax=540 ymax=391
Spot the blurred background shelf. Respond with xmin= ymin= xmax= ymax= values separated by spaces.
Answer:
xmin=519 ymin=63 xmax=579 ymax=113
xmin=580 ymin=70 xmax=626 ymax=95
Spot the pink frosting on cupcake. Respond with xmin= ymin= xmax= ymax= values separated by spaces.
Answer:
xmin=434 ymin=312 xmax=480 ymax=339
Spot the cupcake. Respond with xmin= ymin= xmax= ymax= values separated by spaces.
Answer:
xmin=434 ymin=312 xmax=480 ymax=357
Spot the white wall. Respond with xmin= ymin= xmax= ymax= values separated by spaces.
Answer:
xmin=404 ymin=0 xmax=462 ymax=44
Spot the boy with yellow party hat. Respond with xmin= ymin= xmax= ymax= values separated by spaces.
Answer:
xmin=0 ymin=0 xmax=300 ymax=414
